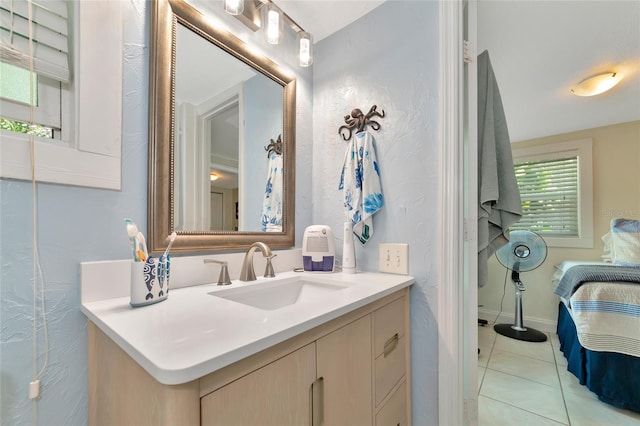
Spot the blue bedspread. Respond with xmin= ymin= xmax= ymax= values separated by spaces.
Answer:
xmin=557 ymin=303 xmax=640 ymax=413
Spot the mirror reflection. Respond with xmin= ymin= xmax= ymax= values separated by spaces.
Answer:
xmin=174 ymin=23 xmax=284 ymax=232
xmin=147 ymin=0 xmax=296 ymax=254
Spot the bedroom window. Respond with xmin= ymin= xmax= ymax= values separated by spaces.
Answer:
xmin=511 ymin=139 xmax=593 ymax=248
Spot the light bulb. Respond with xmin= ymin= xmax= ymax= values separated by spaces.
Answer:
xmin=299 ymin=32 xmax=313 ymax=67
xmin=224 ymin=0 xmax=244 ymax=16
xmin=265 ymin=5 xmax=282 ymax=45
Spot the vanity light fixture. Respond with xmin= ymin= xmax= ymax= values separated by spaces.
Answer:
xmin=224 ymin=0 xmax=244 ymax=16
xmin=299 ymin=31 xmax=313 ymax=67
xmin=570 ymin=71 xmax=624 ymax=96
xmin=226 ymin=0 xmax=313 ymax=67
xmin=264 ymin=3 xmax=283 ymax=45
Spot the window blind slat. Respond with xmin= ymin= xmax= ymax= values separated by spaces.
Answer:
xmin=513 ymin=156 xmax=580 ymax=237
xmin=0 ymin=2 xmax=68 ymax=35
xmin=0 ymin=0 xmax=69 ymax=82
xmin=1 ymin=10 xmax=68 ymax=52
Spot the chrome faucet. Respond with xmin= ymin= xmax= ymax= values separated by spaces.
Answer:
xmin=239 ymin=242 xmax=275 ymax=281
xmin=203 ymin=259 xmax=232 ymax=286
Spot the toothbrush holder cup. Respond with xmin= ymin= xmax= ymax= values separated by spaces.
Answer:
xmin=130 ymin=255 xmax=170 ymax=307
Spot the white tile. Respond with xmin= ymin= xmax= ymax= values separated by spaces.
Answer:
xmin=478 ymin=325 xmax=496 ymax=367
xmin=556 ymin=365 xmax=592 ymax=397
xmin=478 ymin=396 xmax=567 ymax=426
xmin=479 ymin=323 xmax=640 ymax=426
xmin=563 ymin=385 xmax=640 ymax=426
xmin=549 ymin=332 xmax=561 ymax=349
xmin=481 ymin=369 xmax=568 ymax=424
xmin=478 ymin=323 xmax=497 ymax=342
xmin=553 ymin=346 xmax=568 ymax=367
xmin=487 ymin=350 xmax=560 ymax=388
xmin=493 ymin=333 xmax=555 ymax=363
xmin=478 ymin=366 xmax=486 ymax=392
xmin=548 ymin=333 xmax=568 ymax=367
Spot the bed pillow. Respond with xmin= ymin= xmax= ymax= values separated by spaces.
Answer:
xmin=610 ymin=218 xmax=640 ymax=266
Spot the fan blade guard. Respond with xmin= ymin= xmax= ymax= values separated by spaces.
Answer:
xmin=495 ymin=230 xmax=547 ymax=272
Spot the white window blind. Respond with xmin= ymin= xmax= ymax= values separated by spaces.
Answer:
xmin=512 ymin=156 xmax=579 ymax=236
xmin=0 ymin=0 xmax=70 ymax=83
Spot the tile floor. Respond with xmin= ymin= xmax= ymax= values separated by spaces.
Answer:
xmin=477 ymin=322 xmax=640 ymax=426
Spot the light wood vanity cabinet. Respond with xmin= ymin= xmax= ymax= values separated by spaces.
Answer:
xmin=201 ymin=343 xmax=317 ymax=425
xmin=316 ymin=315 xmax=373 ymax=424
xmin=88 ymin=288 xmax=411 ymax=426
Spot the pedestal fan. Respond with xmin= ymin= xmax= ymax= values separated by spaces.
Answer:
xmin=494 ymin=230 xmax=548 ymax=342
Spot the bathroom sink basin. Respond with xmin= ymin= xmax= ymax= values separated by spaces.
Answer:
xmin=209 ymin=276 xmax=348 ymax=311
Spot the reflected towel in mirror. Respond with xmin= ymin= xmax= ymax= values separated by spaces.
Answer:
xmin=261 ymin=152 xmax=284 ymax=232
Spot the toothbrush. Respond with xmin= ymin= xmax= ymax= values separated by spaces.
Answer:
xmin=125 ymin=218 xmax=140 ymax=261
xmin=163 ymin=231 xmax=177 ymax=258
xmin=135 ymin=249 xmax=147 ymax=262
xmin=137 ymin=231 xmax=149 ymax=260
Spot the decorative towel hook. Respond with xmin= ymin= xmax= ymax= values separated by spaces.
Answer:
xmin=264 ymin=134 xmax=283 ymax=157
xmin=338 ymin=105 xmax=385 ymax=141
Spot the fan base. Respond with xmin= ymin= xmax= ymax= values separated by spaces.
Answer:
xmin=494 ymin=323 xmax=548 ymax=342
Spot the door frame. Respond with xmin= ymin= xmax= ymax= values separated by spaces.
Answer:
xmin=438 ymin=1 xmax=478 ymax=425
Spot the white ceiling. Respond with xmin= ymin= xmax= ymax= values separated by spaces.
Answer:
xmin=278 ymin=0 xmax=386 ymax=42
xmin=280 ymin=0 xmax=640 ymax=142
xmin=477 ymin=1 xmax=640 ymax=142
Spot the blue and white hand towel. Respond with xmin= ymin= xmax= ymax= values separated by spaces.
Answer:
xmin=261 ymin=153 xmax=283 ymax=232
xmin=339 ymin=131 xmax=383 ymax=244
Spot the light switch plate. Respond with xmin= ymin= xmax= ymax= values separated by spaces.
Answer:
xmin=379 ymin=243 xmax=409 ymax=275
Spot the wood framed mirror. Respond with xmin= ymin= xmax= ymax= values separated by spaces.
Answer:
xmin=148 ymin=0 xmax=296 ymax=253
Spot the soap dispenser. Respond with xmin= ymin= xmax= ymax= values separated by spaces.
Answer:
xmin=342 ymin=221 xmax=356 ymax=274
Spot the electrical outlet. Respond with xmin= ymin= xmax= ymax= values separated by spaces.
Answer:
xmin=379 ymin=243 xmax=409 ymax=275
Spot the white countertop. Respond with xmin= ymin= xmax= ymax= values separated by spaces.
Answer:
xmin=81 ymin=270 xmax=414 ymax=385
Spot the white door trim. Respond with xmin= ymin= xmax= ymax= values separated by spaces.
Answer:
xmin=438 ymin=1 xmax=466 ymax=425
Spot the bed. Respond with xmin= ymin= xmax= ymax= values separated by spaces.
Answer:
xmin=552 ymin=218 xmax=640 ymax=412
xmin=553 ymin=259 xmax=640 ymax=412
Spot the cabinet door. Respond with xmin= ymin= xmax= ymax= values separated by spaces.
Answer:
xmin=201 ymin=343 xmax=316 ymax=426
xmin=316 ymin=315 xmax=373 ymax=425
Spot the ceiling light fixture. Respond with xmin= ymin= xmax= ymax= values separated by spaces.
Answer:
xmin=571 ymin=72 xmax=624 ymax=97
xmin=224 ymin=0 xmax=244 ymax=16
xmin=210 ymin=172 xmax=219 ymax=181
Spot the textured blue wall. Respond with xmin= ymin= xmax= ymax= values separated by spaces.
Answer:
xmin=311 ymin=2 xmax=440 ymax=424
xmin=0 ymin=0 xmax=436 ymax=424
xmin=0 ymin=2 xmax=150 ymax=424
xmin=0 ymin=0 xmax=313 ymax=424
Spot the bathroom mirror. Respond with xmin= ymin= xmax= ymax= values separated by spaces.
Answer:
xmin=148 ymin=0 xmax=296 ymax=253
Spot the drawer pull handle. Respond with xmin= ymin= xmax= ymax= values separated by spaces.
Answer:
xmin=311 ymin=377 xmax=324 ymax=426
xmin=384 ymin=333 xmax=399 ymax=357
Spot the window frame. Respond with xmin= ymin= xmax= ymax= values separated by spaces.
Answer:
xmin=0 ymin=68 xmax=62 ymax=132
xmin=511 ymin=138 xmax=593 ymax=248
xmin=0 ymin=0 xmax=122 ymax=190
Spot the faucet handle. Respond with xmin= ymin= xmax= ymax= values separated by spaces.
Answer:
xmin=203 ymin=259 xmax=232 ymax=286
xmin=264 ymin=254 xmax=277 ymax=278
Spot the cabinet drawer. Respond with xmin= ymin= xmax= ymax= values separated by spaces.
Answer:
xmin=373 ymin=296 xmax=406 ymax=358
xmin=374 ymin=335 xmax=406 ymax=406
xmin=376 ymin=380 xmax=407 ymax=426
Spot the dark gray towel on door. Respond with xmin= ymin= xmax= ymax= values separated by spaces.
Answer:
xmin=477 ymin=50 xmax=522 ymax=287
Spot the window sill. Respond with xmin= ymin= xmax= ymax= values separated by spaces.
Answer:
xmin=0 ymin=131 xmax=121 ymax=190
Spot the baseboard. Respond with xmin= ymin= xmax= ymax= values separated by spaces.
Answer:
xmin=478 ymin=308 xmax=557 ymax=333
